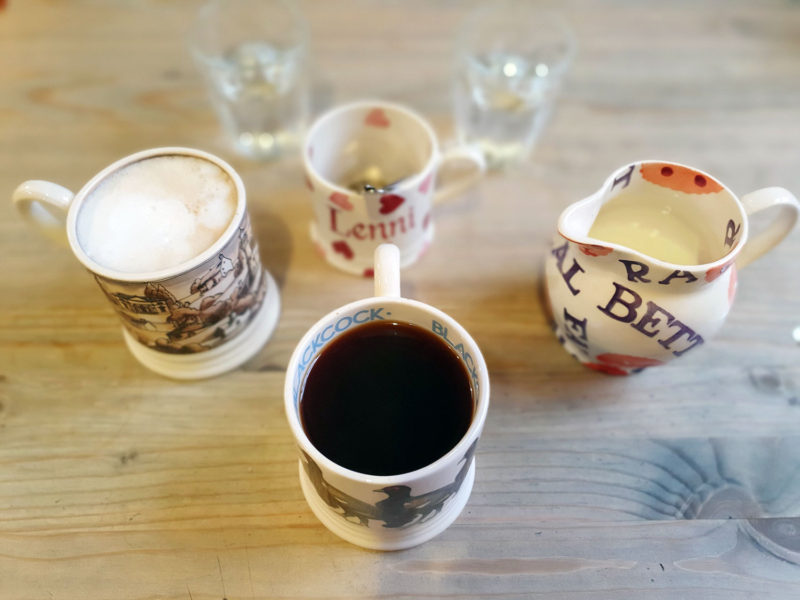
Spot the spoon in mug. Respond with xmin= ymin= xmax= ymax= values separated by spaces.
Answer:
xmin=348 ymin=177 xmax=406 ymax=195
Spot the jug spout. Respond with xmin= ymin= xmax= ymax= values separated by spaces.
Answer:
xmin=557 ymin=162 xmax=751 ymax=269
xmin=557 ymin=192 xmax=602 ymax=242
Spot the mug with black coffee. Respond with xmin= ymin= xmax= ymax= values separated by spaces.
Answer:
xmin=11 ymin=147 xmax=281 ymax=379
xmin=284 ymin=244 xmax=490 ymax=550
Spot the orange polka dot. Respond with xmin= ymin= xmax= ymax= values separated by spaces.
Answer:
xmin=640 ymin=163 xmax=723 ymax=194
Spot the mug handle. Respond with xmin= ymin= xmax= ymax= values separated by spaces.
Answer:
xmin=432 ymin=144 xmax=486 ymax=204
xmin=737 ymin=187 xmax=800 ymax=269
xmin=12 ymin=180 xmax=75 ymax=246
xmin=374 ymin=244 xmax=401 ymax=298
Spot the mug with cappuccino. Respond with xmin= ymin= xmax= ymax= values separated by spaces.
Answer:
xmin=12 ymin=147 xmax=281 ymax=379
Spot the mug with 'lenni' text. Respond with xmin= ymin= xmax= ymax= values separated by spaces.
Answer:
xmin=303 ymin=100 xmax=486 ymax=276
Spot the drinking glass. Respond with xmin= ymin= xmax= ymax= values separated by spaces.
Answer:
xmin=189 ymin=0 xmax=309 ymax=160
xmin=453 ymin=1 xmax=576 ymax=169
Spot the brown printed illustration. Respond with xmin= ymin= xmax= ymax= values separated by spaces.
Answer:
xmin=93 ymin=216 xmax=267 ymax=354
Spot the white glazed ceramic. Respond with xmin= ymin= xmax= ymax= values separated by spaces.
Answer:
xmin=11 ymin=147 xmax=281 ymax=379
xmin=284 ymin=244 xmax=490 ymax=550
xmin=545 ymin=161 xmax=799 ymax=374
xmin=303 ymin=100 xmax=486 ymax=276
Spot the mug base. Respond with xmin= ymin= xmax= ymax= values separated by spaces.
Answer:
xmin=122 ymin=269 xmax=281 ymax=379
xmin=309 ymin=221 xmax=434 ymax=276
xmin=298 ymin=457 xmax=476 ymax=551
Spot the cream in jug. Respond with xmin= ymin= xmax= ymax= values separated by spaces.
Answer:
xmin=544 ymin=161 xmax=799 ymax=374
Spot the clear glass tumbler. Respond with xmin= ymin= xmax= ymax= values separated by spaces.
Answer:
xmin=454 ymin=2 xmax=576 ymax=169
xmin=189 ymin=0 xmax=309 ymax=161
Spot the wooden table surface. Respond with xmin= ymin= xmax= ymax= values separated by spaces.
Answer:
xmin=2 ymin=1 xmax=800 ymax=598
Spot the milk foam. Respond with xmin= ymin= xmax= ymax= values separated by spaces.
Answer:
xmin=77 ymin=156 xmax=237 ymax=273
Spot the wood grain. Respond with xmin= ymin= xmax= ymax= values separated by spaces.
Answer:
xmin=1 ymin=0 xmax=799 ymax=598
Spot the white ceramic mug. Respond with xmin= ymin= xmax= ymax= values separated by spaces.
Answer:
xmin=12 ymin=147 xmax=281 ymax=379
xmin=303 ymin=100 xmax=486 ymax=276
xmin=284 ymin=244 xmax=490 ymax=550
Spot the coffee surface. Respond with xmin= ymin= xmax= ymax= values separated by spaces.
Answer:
xmin=77 ymin=155 xmax=237 ymax=273
xmin=300 ymin=320 xmax=474 ymax=476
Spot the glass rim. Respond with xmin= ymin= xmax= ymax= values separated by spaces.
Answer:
xmin=188 ymin=0 xmax=309 ymax=61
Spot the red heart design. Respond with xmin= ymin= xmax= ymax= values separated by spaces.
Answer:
xmin=332 ymin=240 xmax=354 ymax=260
xmin=584 ymin=362 xmax=628 ymax=376
xmin=362 ymin=268 xmax=374 ymax=278
xmin=419 ymin=174 xmax=433 ymax=194
xmin=597 ymin=353 xmax=663 ymax=370
xmin=329 ymin=192 xmax=353 ymax=211
xmin=365 ymin=108 xmax=391 ymax=128
xmin=379 ymin=194 xmax=404 ymax=215
xmin=422 ymin=212 xmax=431 ymax=230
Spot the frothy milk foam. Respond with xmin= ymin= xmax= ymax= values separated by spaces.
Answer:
xmin=77 ymin=156 xmax=237 ymax=273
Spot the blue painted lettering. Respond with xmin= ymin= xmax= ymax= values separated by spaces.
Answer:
xmin=631 ymin=301 xmax=674 ymax=337
xmin=334 ymin=315 xmax=352 ymax=332
xmin=431 ymin=319 xmax=480 ymax=393
xmin=301 ymin=343 xmax=316 ymax=368
xmin=658 ymin=322 xmax=704 ymax=356
xmin=597 ymin=282 xmax=704 ymax=356
xmin=320 ymin=323 xmax=336 ymax=342
xmin=464 ymin=352 xmax=475 ymax=374
xmin=619 ymin=259 xmax=651 ymax=283
xmin=563 ymin=308 xmax=588 ymax=351
xmin=659 ymin=270 xmax=698 ymax=285
xmin=597 ymin=282 xmax=640 ymax=323
xmin=725 ymin=219 xmax=741 ymax=248
xmin=612 ymin=164 xmax=635 ymax=190
xmin=552 ymin=241 xmax=584 ymax=296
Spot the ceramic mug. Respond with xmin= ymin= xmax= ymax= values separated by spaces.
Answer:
xmin=284 ymin=244 xmax=490 ymax=550
xmin=303 ymin=100 xmax=486 ymax=276
xmin=12 ymin=147 xmax=281 ymax=379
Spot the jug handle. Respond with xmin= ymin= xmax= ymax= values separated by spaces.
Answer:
xmin=737 ymin=187 xmax=800 ymax=269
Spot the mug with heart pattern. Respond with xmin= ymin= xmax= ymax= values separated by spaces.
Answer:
xmin=303 ymin=100 xmax=486 ymax=276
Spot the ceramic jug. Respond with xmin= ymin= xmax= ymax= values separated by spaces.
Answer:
xmin=544 ymin=161 xmax=799 ymax=375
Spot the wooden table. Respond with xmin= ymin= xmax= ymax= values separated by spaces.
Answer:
xmin=2 ymin=1 xmax=799 ymax=598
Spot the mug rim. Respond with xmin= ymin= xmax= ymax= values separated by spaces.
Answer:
xmin=283 ymin=295 xmax=490 ymax=485
xmin=65 ymin=146 xmax=247 ymax=283
xmin=302 ymin=99 xmax=441 ymax=198
xmin=561 ymin=159 xmax=750 ymax=271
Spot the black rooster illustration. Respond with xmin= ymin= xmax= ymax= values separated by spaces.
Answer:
xmin=301 ymin=440 xmax=478 ymax=529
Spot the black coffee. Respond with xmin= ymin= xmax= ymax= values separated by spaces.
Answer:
xmin=299 ymin=320 xmax=474 ymax=476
